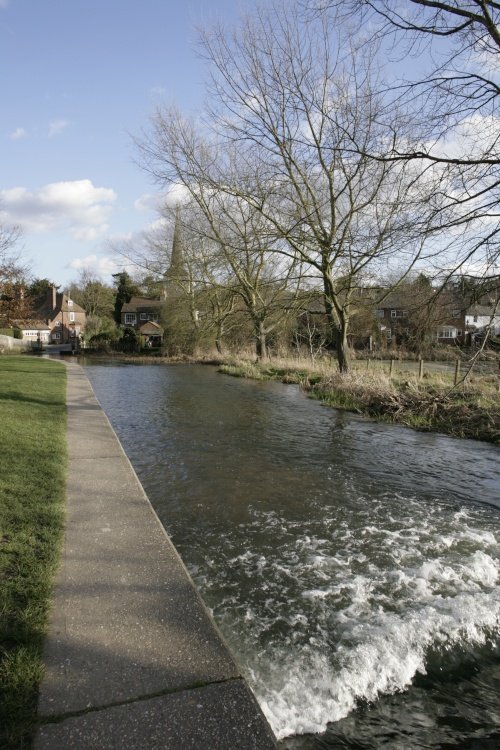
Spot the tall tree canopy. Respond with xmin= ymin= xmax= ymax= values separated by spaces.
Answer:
xmin=112 ymin=271 xmax=140 ymax=324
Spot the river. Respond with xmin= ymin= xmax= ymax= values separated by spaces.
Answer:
xmin=83 ymin=361 xmax=500 ymax=749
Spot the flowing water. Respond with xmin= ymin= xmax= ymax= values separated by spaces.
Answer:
xmin=83 ymin=361 xmax=500 ymax=749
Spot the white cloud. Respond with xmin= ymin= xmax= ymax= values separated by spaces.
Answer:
xmin=0 ymin=179 xmax=117 ymax=239
xmin=164 ymin=182 xmax=190 ymax=207
xmin=0 ymin=0 xmax=9 ymax=8
xmin=68 ymin=254 xmax=121 ymax=277
xmin=135 ymin=186 xmax=190 ymax=212
xmin=10 ymin=127 xmax=26 ymax=140
xmin=428 ymin=113 xmax=500 ymax=161
xmin=134 ymin=193 xmax=162 ymax=213
xmin=48 ymin=119 xmax=69 ymax=137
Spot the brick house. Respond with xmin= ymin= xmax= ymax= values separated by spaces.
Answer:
xmin=374 ymin=292 xmax=411 ymax=344
xmin=35 ymin=286 xmax=86 ymax=344
xmin=375 ymin=289 xmax=470 ymax=346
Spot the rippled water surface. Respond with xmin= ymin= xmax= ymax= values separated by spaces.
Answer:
xmin=84 ymin=362 xmax=500 ymax=748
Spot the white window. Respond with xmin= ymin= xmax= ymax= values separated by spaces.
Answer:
xmin=139 ymin=312 xmax=159 ymax=321
xmin=69 ymin=312 xmax=75 ymax=322
xmin=391 ymin=310 xmax=397 ymax=318
xmin=124 ymin=313 xmax=136 ymax=325
xmin=438 ymin=327 xmax=456 ymax=339
xmin=54 ymin=320 xmax=60 ymax=327
xmin=68 ymin=299 xmax=73 ymax=307
xmin=53 ymin=332 xmax=60 ymax=340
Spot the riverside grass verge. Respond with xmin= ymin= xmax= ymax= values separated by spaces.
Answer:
xmin=0 ymin=355 xmax=66 ymax=749
xmin=218 ymin=358 xmax=500 ymax=444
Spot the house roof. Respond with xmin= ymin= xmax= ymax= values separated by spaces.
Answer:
xmin=121 ymin=297 xmax=163 ymax=313
xmin=375 ymin=292 xmax=410 ymax=309
xmin=12 ymin=319 xmax=51 ymax=330
xmin=466 ymin=304 xmax=499 ymax=317
xmin=35 ymin=291 xmax=85 ymax=320
xmin=139 ymin=321 xmax=163 ymax=334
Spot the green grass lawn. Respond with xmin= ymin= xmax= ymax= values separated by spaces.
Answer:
xmin=0 ymin=356 xmax=66 ymax=749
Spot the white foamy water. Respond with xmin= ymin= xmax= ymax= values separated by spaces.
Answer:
xmin=259 ymin=589 xmax=500 ymax=739
xmin=194 ymin=496 xmax=500 ymax=740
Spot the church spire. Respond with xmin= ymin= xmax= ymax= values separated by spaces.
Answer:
xmin=164 ymin=206 xmax=186 ymax=294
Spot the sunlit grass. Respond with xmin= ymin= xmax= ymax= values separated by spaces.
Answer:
xmin=0 ymin=356 xmax=66 ymax=749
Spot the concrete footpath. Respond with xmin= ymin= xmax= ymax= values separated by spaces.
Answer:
xmin=35 ymin=362 xmax=277 ymax=749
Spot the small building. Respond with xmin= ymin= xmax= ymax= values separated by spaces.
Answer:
xmin=139 ymin=320 xmax=163 ymax=347
xmin=14 ymin=320 xmax=51 ymax=347
xmin=121 ymin=297 xmax=164 ymax=346
xmin=464 ymin=305 xmax=500 ymax=336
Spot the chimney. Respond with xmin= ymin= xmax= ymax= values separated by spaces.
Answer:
xmin=51 ymin=285 xmax=57 ymax=311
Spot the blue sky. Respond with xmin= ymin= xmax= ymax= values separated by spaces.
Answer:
xmin=0 ymin=0 xmax=250 ymax=288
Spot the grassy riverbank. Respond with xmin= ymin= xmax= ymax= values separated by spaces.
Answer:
xmin=0 ymin=356 xmax=67 ymax=749
xmin=219 ymin=358 xmax=500 ymax=444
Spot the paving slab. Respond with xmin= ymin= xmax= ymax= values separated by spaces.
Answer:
xmin=36 ymin=362 xmax=276 ymax=748
xmin=37 ymin=680 xmax=276 ymax=750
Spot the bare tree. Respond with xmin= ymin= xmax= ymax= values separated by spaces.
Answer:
xmin=110 ymin=203 xmax=246 ymax=354
xmin=69 ymin=269 xmax=114 ymax=320
xmin=307 ymin=0 xmax=500 ymax=287
xmin=198 ymin=6 xmax=439 ymax=371
xmin=0 ymin=220 xmax=29 ymax=325
xmin=138 ymin=117 xmax=305 ymax=359
xmin=0 ymin=221 xmax=23 ymax=285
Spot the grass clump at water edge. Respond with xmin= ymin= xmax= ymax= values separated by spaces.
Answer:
xmin=312 ymin=370 xmax=499 ymax=442
xmin=0 ymin=356 xmax=67 ymax=749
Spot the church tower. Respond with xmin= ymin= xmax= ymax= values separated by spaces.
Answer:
xmin=164 ymin=206 xmax=187 ymax=296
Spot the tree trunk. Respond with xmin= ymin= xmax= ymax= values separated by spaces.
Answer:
xmin=255 ymin=322 xmax=268 ymax=360
xmin=323 ymin=280 xmax=350 ymax=374
xmin=336 ymin=319 xmax=350 ymax=374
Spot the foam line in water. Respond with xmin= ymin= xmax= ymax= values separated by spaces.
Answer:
xmin=256 ymin=589 xmax=500 ymax=739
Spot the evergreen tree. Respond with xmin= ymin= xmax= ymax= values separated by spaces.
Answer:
xmin=112 ymin=271 xmax=139 ymax=324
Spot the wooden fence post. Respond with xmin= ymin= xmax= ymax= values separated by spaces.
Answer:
xmin=419 ymin=359 xmax=424 ymax=380
xmin=454 ymin=359 xmax=460 ymax=386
